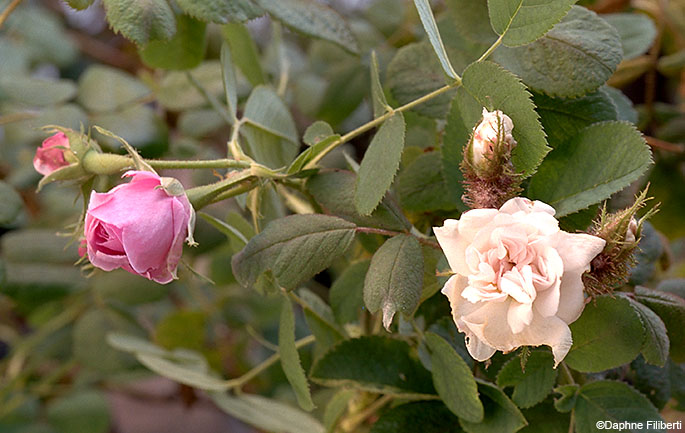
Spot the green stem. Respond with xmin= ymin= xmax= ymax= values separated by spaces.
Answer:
xmin=186 ymin=72 xmax=235 ymax=126
xmin=305 ymin=79 xmax=462 ymax=168
xmin=355 ymin=227 xmax=441 ymax=250
xmin=223 ymin=335 xmax=315 ymax=390
xmin=185 ymin=171 xmax=256 ymax=209
xmin=560 ymin=362 xmax=576 ymax=385
xmin=82 ymin=152 xmax=251 ymax=175
xmin=0 ymin=0 xmax=23 ymax=30
xmin=476 ymin=33 xmax=504 ymax=63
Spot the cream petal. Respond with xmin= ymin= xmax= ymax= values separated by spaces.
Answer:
xmin=555 ymin=268 xmax=587 ymax=324
xmin=534 ymin=280 xmax=561 ymax=317
xmin=517 ymin=315 xmax=573 ymax=367
xmin=554 ymin=232 xmax=606 ymax=273
xmin=508 ymin=301 xmax=533 ymax=334
xmin=433 ymin=220 xmax=471 ymax=275
xmin=464 ymin=333 xmax=497 ymax=362
xmin=499 ymin=197 xmax=536 ymax=214
xmin=457 ymin=209 xmax=499 ymax=241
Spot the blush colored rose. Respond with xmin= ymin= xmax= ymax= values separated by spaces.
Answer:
xmin=33 ymin=132 xmax=71 ymax=175
xmin=84 ymin=171 xmax=193 ymax=284
xmin=433 ymin=197 xmax=605 ymax=365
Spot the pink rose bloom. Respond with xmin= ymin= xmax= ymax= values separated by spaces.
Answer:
xmin=84 ymin=171 xmax=193 ymax=284
xmin=33 ymin=132 xmax=71 ymax=175
xmin=434 ymin=197 xmax=605 ymax=366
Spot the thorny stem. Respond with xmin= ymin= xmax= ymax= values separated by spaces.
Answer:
xmin=355 ymin=227 xmax=441 ymax=250
xmin=560 ymin=362 xmax=575 ymax=385
xmin=0 ymin=0 xmax=22 ymax=31
xmin=222 ymin=335 xmax=315 ymax=391
xmin=340 ymin=394 xmax=394 ymax=432
xmin=476 ymin=33 xmax=504 ymax=63
xmin=304 ymin=29 xmax=504 ymax=169
xmin=305 ymin=80 xmax=462 ymax=168
xmin=81 ymin=152 xmax=251 ymax=174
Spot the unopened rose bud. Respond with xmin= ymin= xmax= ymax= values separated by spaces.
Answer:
xmin=470 ymin=108 xmax=516 ymax=172
xmin=582 ymin=189 xmax=658 ymax=297
xmin=460 ymin=108 xmax=522 ymax=209
xmin=33 ymin=132 xmax=71 ymax=176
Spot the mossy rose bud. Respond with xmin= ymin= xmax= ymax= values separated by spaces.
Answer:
xmin=469 ymin=108 xmax=516 ymax=173
xmin=84 ymin=170 xmax=194 ymax=284
xmin=434 ymin=197 xmax=605 ymax=366
xmin=461 ymin=108 xmax=522 ymax=209
xmin=33 ymin=132 xmax=71 ymax=176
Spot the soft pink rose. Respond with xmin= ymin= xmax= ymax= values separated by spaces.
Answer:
xmin=33 ymin=132 xmax=71 ymax=175
xmin=433 ymin=197 xmax=605 ymax=365
xmin=84 ymin=171 xmax=193 ymax=284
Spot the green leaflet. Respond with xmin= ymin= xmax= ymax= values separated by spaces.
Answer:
xmin=363 ymin=234 xmax=424 ymax=330
xmin=603 ymin=13 xmax=657 ymax=61
xmin=413 ymin=0 xmax=458 ymax=79
xmin=532 ymin=87 xmax=618 ymax=148
xmin=231 ymin=214 xmax=356 ymax=290
xmin=574 ymin=381 xmax=665 ymax=433
xmin=220 ymin=42 xmax=238 ymax=121
xmin=528 ymin=121 xmax=652 ymax=217
xmin=493 ymin=6 xmax=623 ymax=98
xmin=176 ymin=0 xmax=264 ymax=23
xmin=255 ymin=0 xmax=359 ymax=54
xmin=487 ymin=0 xmax=576 ymax=46
xmin=279 ymin=297 xmax=315 ymax=411
xmin=461 ymin=60 xmax=549 ymax=177
xmin=370 ymin=401 xmax=462 ymax=433
xmin=565 ymin=296 xmax=644 ymax=373
xmin=387 ymin=43 xmax=456 ymax=119
xmin=211 ymin=393 xmax=324 ymax=433
xmin=101 ymin=0 xmax=176 ymax=45
xmin=140 ymin=15 xmax=206 ymax=70
xmin=354 ymin=113 xmax=406 ymax=215
xmin=310 ymin=336 xmax=436 ymax=397
xmin=627 ymin=296 xmax=670 ymax=367
xmin=460 ymin=380 xmax=527 ymax=433
xmin=497 ymin=351 xmax=558 ymax=408
xmin=634 ymin=286 xmax=685 ymax=362
xmin=398 ymin=152 xmax=460 ymax=212
xmin=425 ymin=332 xmax=483 ymax=422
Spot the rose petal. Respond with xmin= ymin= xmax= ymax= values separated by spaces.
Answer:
xmin=508 ymin=301 xmax=533 ymax=334
xmin=434 ymin=220 xmax=471 ymax=275
xmin=554 ymin=232 xmax=606 ymax=273
xmin=464 ymin=333 xmax=497 ymax=362
xmin=555 ymin=268 xmax=587 ymax=324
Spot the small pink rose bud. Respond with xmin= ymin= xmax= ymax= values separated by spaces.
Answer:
xmin=33 ymin=132 xmax=71 ymax=175
xmin=83 ymin=170 xmax=194 ymax=284
xmin=470 ymin=108 xmax=516 ymax=173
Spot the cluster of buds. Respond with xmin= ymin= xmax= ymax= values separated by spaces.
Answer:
xmin=460 ymin=108 xmax=522 ymax=208
xmin=582 ymin=188 xmax=658 ymax=297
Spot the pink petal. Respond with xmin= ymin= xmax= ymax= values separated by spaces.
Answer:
xmin=554 ymin=232 xmax=606 ymax=274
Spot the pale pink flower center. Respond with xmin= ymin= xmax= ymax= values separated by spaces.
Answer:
xmin=461 ymin=226 xmax=563 ymax=308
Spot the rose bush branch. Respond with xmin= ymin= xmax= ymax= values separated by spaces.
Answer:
xmin=81 ymin=151 xmax=251 ymax=174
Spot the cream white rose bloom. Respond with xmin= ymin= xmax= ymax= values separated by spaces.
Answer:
xmin=433 ymin=197 xmax=606 ymax=366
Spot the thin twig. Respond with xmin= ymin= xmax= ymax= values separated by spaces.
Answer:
xmin=0 ymin=0 xmax=23 ymax=31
